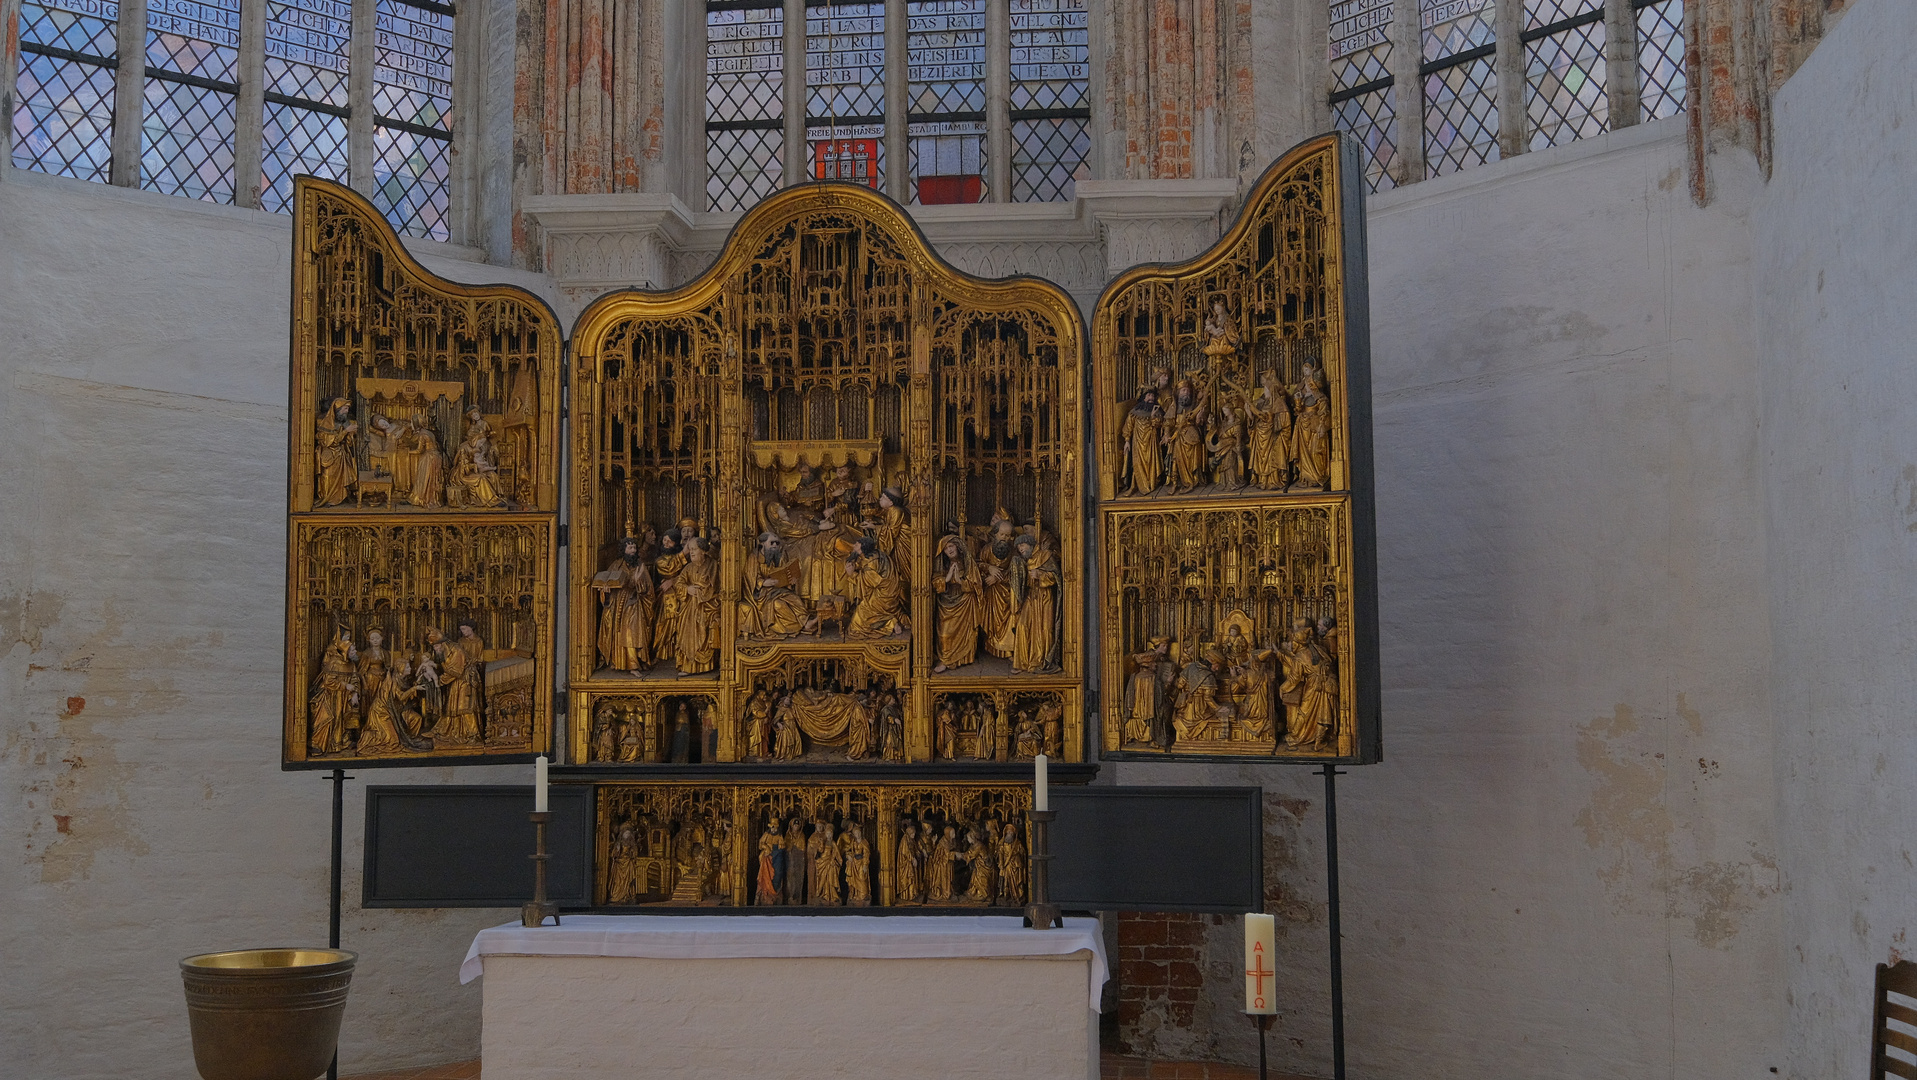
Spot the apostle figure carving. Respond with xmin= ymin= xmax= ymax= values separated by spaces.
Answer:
xmin=308 ymin=627 xmax=358 ymax=753
xmin=964 ymin=829 xmax=996 ymax=904
xmin=670 ymin=537 xmax=720 ymax=675
xmin=926 ymin=825 xmax=958 ymax=903
xmin=998 ymin=822 xmax=1026 ymax=906
xmin=843 ymin=823 xmax=872 ymax=906
xmin=1246 ymin=370 xmax=1294 ymax=490
xmin=740 ymin=532 xmax=814 ymax=639
xmin=313 ymin=399 xmax=358 ymax=507
xmin=755 ymin=817 xmax=785 ymax=906
xmin=844 ymin=537 xmax=909 ymax=639
xmin=1163 ymin=378 xmax=1212 ymax=493
xmin=435 ymin=623 xmax=485 ymax=743
xmin=895 ymin=822 xmax=923 ymax=904
xmin=990 ymin=533 xmax=1062 ymax=674
xmin=1120 ymin=390 xmax=1165 ymax=495
xmin=595 ymin=536 xmax=656 ymax=672
xmin=650 ymin=525 xmax=690 ymax=666
xmin=1290 ymin=365 xmax=1332 ymax=493
xmin=809 ymin=821 xmax=843 ymax=906
xmin=1123 ymin=638 xmax=1175 ymax=745
xmin=1279 ymin=618 xmax=1339 ymax=749
xmin=932 ymin=533 xmax=983 ymax=672
xmin=976 ymin=513 xmax=1019 ymax=659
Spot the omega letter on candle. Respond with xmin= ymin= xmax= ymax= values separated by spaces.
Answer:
xmin=1244 ymin=913 xmax=1277 ymax=1014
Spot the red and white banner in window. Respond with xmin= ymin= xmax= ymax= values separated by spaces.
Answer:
xmin=813 ymin=138 xmax=880 ymax=188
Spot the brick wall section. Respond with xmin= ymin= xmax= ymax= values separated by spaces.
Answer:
xmin=1114 ymin=911 xmax=1209 ymax=1055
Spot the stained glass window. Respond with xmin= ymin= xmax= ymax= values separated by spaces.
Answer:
xmin=1009 ymin=0 xmax=1087 ymax=202
xmin=707 ymin=0 xmax=785 ymax=212
xmin=262 ymin=0 xmax=353 ymax=214
xmin=12 ymin=0 xmax=119 ymax=181
xmin=806 ymin=1 xmax=884 ymax=187
xmin=140 ymin=0 xmax=241 ymax=201
xmin=906 ymin=0 xmax=986 ymax=204
xmin=1635 ymin=0 xmax=1685 ymax=122
xmin=1329 ymin=0 xmax=1397 ymax=191
xmin=1522 ymin=0 xmax=1605 ymax=150
xmin=372 ymin=0 xmax=455 ymax=240
xmin=1421 ymin=0 xmax=1498 ymax=178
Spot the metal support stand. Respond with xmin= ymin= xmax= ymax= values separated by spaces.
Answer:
xmin=1252 ymin=1013 xmax=1271 ymax=1080
xmin=1023 ymin=809 xmax=1062 ymax=929
xmin=522 ymin=810 xmax=561 ymax=927
xmin=1321 ymin=764 xmax=1346 ymax=1080
xmin=325 ymin=767 xmax=352 ymax=1080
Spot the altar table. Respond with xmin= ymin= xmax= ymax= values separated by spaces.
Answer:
xmin=461 ymin=914 xmax=1108 ymax=1080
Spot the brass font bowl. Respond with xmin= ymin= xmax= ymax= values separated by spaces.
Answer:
xmin=180 ymin=948 xmax=357 ymax=1080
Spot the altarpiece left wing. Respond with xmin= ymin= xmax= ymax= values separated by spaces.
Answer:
xmin=283 ymin=177 xmax=562 ymax=769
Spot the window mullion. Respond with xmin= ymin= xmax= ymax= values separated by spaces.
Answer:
xmin=448 ymin=0 xmax=480 ymax=244
xmin=782 ymin=0 xmax=805 ymax=185
xmin=234 ymin=0 xmax=269 ymax=207
xmin=984 ymin=0 xmax=1008 ymax=202
xmin=1493 ymin=0 xmax=1525 ymax=157
xmin=1603 ymin=0 xmax=1641 ymax=126
xmin=1 ymin=0 xmax=20 ymax=166
xmin=1386 ymin=0 xmax=1421 ymax=183
xmin=109 ymin=0 xmax=148 ymax=185
xmin=883 ymin=0 xmax=905 ymax=201
xmin=347 ymin=0 xmax=376 ymax=195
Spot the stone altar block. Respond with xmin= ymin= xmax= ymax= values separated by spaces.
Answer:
xmin=460 ymin=914 xmax=1108 ymax=1080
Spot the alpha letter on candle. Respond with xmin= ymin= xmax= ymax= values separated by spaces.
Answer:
xmin=535 ymin=755 xmax=549 ymax=813
xmin=1244 ymin=913 xmax=1277 ymax=1014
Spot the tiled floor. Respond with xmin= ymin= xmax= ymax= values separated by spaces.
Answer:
xmin=345 ymin=1056 xmax=1315 ymax=1080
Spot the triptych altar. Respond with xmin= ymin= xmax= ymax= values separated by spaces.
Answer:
xmin=280 ymin=133 xmax=1379 ymax=912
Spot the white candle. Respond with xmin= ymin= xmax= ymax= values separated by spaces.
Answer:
xmin=534 ymin=755 xmax=549 ymax=813
xmin=1244 ymin=913 xmax=1277 ymax=1014
xmin=1034 ymin=753 xmax=1049 ymax=811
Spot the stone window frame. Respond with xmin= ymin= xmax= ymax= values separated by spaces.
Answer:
xmin=1330 ymin=0 xmax=1688 ymax=191
xmin=693 ymin=0 xmax=1093 ymax=213
xmin=3 ymin=0 xmax=483 ymax=242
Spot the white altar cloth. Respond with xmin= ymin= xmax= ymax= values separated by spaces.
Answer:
xmin=461 ymin=914 xmax=1108 ymax=1008
xmin=462 ymin=915 xmax=1107 ymax=1080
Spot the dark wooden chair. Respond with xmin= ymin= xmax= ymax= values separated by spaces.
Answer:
xmin=1873 ymin=960 xmax=1917 ymax=1080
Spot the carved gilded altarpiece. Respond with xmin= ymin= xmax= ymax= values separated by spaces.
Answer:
xmin=566 ymin=184 xmax=1086 ymax=772
xmin=1093 ymin=134 xmax=1381 ymax=763
xmin=283 ymin=177 xmax=562 ymax=768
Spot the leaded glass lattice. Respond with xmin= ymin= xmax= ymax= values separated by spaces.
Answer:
xmin=141 ymin=0 xmax=240 ymax=201
xmin=1636 ymin=0 xmax=1685 ymax=122
xmin=1332 ymin=90 xmax=1397 ymax=192
xmin=1011 ymin=116 xmax=1085 ymax=203
xmin=1010 ymin=0 xmax=1086 ymax=202
xmin=13 ymin=0 xmax=118 ymax=180
xmin=806 ymin=3 xmax=884 ymax=123
xmin=906 ymin=0 xmax=985 ymax=204
xmin=1525 ymin=17 xmax=1605 ymax=149
xmin=1422 ymin=0 xmax=1497 ymax=178
xmin=1421 ymin=0 xmax=1494 ymax=62
xmin=708 ymin=3 xmax=784 ymax=123
xmin=141 ymin=76 xmax=238 ymax=201
xmin=263 ymin=102 xmax=350 ymax=214
xmin=708 ymin=127 xmax=785 ymax=212
xmin=374 ymin=0 xmax=454 ymax=131
xmin=1522 ymin=0 xmax=1597 ymax=27
xmin=1424 ymin=54 xmax=1498 ymax=177
xmin=267 ymin=0 xmax=353 ymax=107
xmin=374 ymin=124 xmax=451 ymax=240
xmin=1330 ymin=0 xmax=1394 ymax=191
xmin=263 ymin=0 xmax=353 ymax=212
xmin=1330 ymin=0 xmax=1392 ymax=89
xmin=1010 ymin=0 xmax=1087 ymax=111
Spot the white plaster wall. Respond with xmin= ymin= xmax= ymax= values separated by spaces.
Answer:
xmin=1117 ymin=121 xmax=1787 ymax=1079
xmin=1753 ymin=0 xmax=1917 ymax=1075
xmin=0 ymin=171 xmax=562 ymax=1079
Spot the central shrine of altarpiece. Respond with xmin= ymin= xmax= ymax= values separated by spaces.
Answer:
xmin=281 ymin=133 xmax=1378 ymax=909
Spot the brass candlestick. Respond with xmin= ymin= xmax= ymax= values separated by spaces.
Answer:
xmin=522 ymin=810 xmax=561 ymax=927
xmin=1024 ymin=809 xmax=1062 ymax=929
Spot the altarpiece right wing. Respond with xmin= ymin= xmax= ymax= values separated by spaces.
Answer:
xmin=1093 ymin=133 xmax=1380 ymax=763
